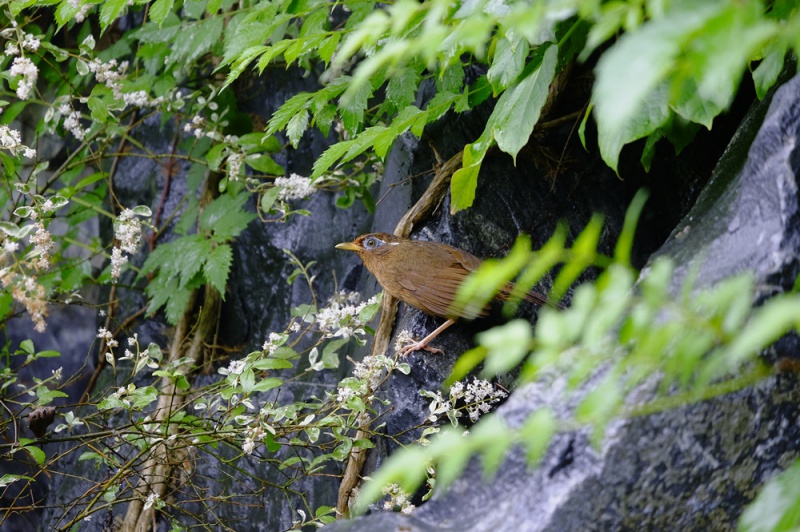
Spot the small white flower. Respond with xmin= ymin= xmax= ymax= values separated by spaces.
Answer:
xmin=274 ymin=173 xmax=316 ymax=201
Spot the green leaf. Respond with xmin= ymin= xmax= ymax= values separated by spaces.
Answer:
xmin=678 ymin=3 xmax=775 ymax=123
xmin=245 ymin=154 xmax=284 ymax=175
xmin=206 ymin=143 xmax=226 ymax=171
xmin=203 ymin=244 xmax=233 ymax=296
xmin=450 ymin=130 xmax=491 ymax=214
xmin=222 ymin=21 xmax=271 ymax=66
xmin=518 ymin=408 xmax=556 ymax=464
xmin=199 ymin=193 xmax=257 ymax=241
xmin=478 ymin=320 xmax=532 ymax=378
xmin=752 ymin=41 xmax=788 ymax=101
xmin=0 ymin=221 xmax=20 ymax=237
xmin=260 ymin=186 xmax=282 ymax=213
xmin=385 ymin=67 xmax=421 ymax=115
xmin=267 ymin=92 xmax=313 ymax=136
xmin=149 ymin=0 xmax=175 ymax=24
xmin=287 ymin=110 xmax=310 ymax=148
xmin=164 ymin=287 xmax=192 ymax=325
xmin=131 ymin=14 xmax=182 ymax=44
xmin=72 ymin=172 xmax=107 ymax=192
xmin=593 ymin=3 xmax=720 ymax=170
xmin=318 ymin=33 xmax=341 ymax=66
xmin=339 ymin=81 xmax=372 ymax=137
xmin=739 ymin=458 xmax=800 ymax=532
xmin=487 ymin=36 xmax=529 ymax=94
xmin=99 ymin=0 xmax=130 ymax=32
xmin=492 ymin=44 xmax=558 ymax=164
xmin=597 ymin=82 xmax=670 ymax=174
xmin=252 ymin=377 xmax=282 ymax=392
xmin=171 ymin=17 xmax=224 ymax=66
xmin=21 ymin=442 xmax=46 ymax=465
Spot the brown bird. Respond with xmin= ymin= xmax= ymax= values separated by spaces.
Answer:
xmin=335 ymin=232 xmax=554 ymax=357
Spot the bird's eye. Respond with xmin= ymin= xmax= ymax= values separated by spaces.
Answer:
xmin=364 ymin=237 xmax=380 ymax=249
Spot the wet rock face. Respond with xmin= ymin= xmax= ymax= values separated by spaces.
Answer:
xmin=324 ymin=75 xmax=800 ymax=531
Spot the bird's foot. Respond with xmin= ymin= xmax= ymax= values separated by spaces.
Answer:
xmin=398 ymin=340 xmax=443 ymax=358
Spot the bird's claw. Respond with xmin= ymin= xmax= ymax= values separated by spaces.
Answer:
xmin=398 ymin=340 xmax=444 ymax=358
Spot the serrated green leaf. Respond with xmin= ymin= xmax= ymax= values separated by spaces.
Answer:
xmin=222 ymin=21 xmax=270 ymax=66
xmin=204 ymin=244 xmax=232 ymax=296
xmin=176 ymin=238 xmax=213 ymax=286
xmin=99 ymin=0 xmax=130 ymax=32
xmin=149 ymin=0 xmax=174 ymax=24
xmin=339 ymin=82 xmax=372 ymax=137
xmin=267 ymin=92 xmax=313 ymax=135
xmin=313 ymin=103 xmax=337 ymax=137
xmin=164 ymin=285 xmax=192 ymax=325
xmin=386 ymin=67 xmax=421 ymax=114
xmin=287 ymin=110 xmax=310 ymax=148
xmin=130 ymin=14 xmax=181 ymax=44
xmin=171 ymin=17 xmax=224 ymax=66
xmin=318 ymin=32 xmax=341 ymax=66
xmin=199 ymin=194 xmax=257 ymax=241
xmin=312 ymin=141 xmax=351 ymax=178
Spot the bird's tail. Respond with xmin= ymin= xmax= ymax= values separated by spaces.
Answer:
xmin=501 ymin=282 xmax=563 ymax=310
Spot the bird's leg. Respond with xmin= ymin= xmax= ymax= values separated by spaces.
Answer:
xmin=398 ymin=319 xmax=456 ymax=358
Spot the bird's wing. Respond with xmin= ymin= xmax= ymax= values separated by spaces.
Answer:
xmin=396 ymin=246 xmax=487 ymax=319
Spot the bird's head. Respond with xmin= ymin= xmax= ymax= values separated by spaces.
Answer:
xmin=335 ymin=233 xmax=399 ymax=255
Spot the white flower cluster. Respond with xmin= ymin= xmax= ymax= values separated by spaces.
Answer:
xmin=59 ymin=105 xmax=88 ymax=141
xmin=115 ymin=332 xmax=160 ymax=374
xmin=88 ymin=58 xmax=164 ymax=109
xmin=453 ymin=378 xmax=508 ymax=423
xmin=182 ymin=100 xmax=235 ymax=142
xmin=9 ymin=56 xmax=38 ymax=100
xmin=0 ymin=269 xmax=47 ymax=332
xmin=3 ymin=31 xmax=40 ymax=56
xmin=352 ymin=354 xmax=395 ymax=391
xmin=225 ymin=359 xmax=246 ymax=376
xmin=143 ymin=492 xmax=162 ymax=511
xmin=68 ymin=0 xmax=91 ymax=22
xmin=315 ymin=291 xmax=379 ymax=339
xmin=0 ymin=125 xmax=35 ymax=158
xmin=29 ymin=222 xmax=54 ymax=270
xmin=381 ymin=483 xmax=415 ymax=515
xmin=425 ymin=378 xmax=508 ymax=425
xmin=243 ymin=425 xmax=268 ymax=455
xmin=227 ymin=151 xmax=245 ymax=181
xmin=110 ymin=208 xmax=144 ymax=280
xmin=274 ymin=173 xmax=316 ymax=201
xmin=261 ymin=331 xmax=286 ymax=354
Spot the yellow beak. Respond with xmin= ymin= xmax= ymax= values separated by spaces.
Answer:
xmin=335 ymin=241 xmax=361 ymax=252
